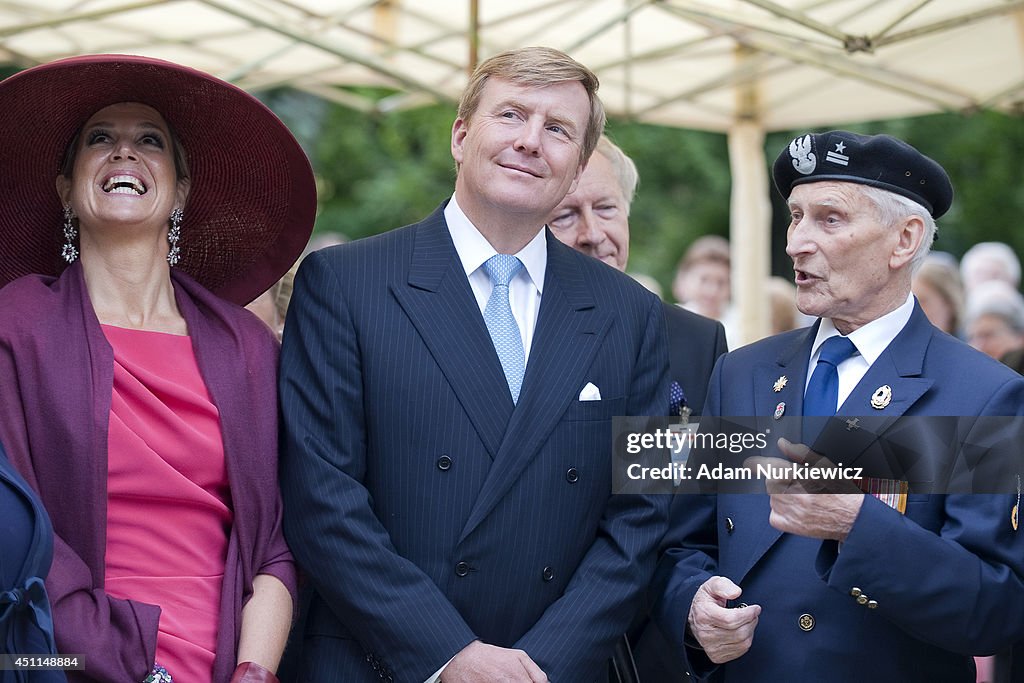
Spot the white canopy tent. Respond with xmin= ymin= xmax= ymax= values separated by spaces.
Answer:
xmin=3 ymin=0 xmax=1023 ymax=341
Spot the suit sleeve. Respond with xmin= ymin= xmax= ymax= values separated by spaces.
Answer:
xmin=512 ymin=294 xmax=672 ymax=680
xmin=816 ymin=374 xmax=1024 ymax=654
xmin=712 ymin=320 xmax=728 ymax=359
xmin=278 ymin=251 xmax=476 ymax=680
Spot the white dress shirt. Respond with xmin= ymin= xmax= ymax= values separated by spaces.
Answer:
xmin=806 ymin=293 xmax=915 ymax=411
xmin=444 ymin=194 xmax=546 ymax=362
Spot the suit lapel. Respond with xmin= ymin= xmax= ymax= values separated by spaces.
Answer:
xmin=390 ymin=207 xmax=514 ymax=459
xmin=740 ymin=307 xmax=938 ymax=578
xmin=733 ymin=326 xmax=816 ymax=577
xmin=754 ymin=325 xmax=816 ymax=442
xmin=822 ymin=304 xmax=936 ymax=469
xmin=459 ymin=235 xmax=611 ymax=542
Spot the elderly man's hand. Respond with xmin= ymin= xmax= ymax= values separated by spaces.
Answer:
xmin=686 ymin=576 xmax=761 ymax=664
xmin=441 ymin=641 xmax=548 ymax=683
xmin=745 ymin=437 xmax=864 ymax=541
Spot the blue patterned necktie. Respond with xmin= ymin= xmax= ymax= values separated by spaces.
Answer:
xmin=802 ymin=335 xmax=858 ymax=442
xmin=482 ymin=254 xmax=526 ymax=404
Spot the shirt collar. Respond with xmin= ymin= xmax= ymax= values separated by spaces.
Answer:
xmin=811 ymin=293 xmax=915 ymax=365
xmin=445 ymin=193 xmax=547 ymax=292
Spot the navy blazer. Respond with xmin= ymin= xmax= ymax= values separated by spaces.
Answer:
xmin=653 ymin=304 xmax=1024 ymax=683
xmin=662 ymin=303 xmax=727 ymax=418
xmin=279 ymin=204 xmax=671 ymax=682
xmin=0 ymin=444 xmax=64 ymax=683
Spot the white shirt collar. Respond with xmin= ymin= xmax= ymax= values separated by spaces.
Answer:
xmin=811 ymin=293 xmax=915 ymax=365
xmin=444 ymin=193 xmax=546 ymax=292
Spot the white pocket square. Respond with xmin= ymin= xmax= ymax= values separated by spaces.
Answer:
xmin=578 ymin=382 xmax=602 ymax=401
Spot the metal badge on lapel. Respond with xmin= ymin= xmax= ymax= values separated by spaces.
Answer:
xmin=774 ymin=402 xmax=786 ymax=419
xmin=870 ymin=385 xmax=892 ymax=410
xmin=1014 ymin=475 xmax=1021 ymax=532
xmin=773 ymin=376 xmax=788 ymax=392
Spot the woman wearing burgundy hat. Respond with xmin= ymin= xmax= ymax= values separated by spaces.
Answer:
xmin=0 ymin=55 xmax=317 ymax=683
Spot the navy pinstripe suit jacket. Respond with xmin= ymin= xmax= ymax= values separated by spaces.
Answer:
xmin=279 ymin=203 xmax=671 ymax=683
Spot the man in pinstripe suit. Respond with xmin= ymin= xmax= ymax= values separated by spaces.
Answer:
xmin=279 ymin=47 xmax=671 ymax=683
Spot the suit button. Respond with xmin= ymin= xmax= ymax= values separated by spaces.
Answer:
xmin=798 ymin=613 xmax=815 ymax=631
xmin=856 ymin=595 xmax=869 ymax=605
xmin=542 ymin=566 xmax=555 ymax=582
xmin=437 ymin=455 xmax=452 ymax=471
xmin=867 ymin=600 xmax=878 ymax=609
xmin=566 ymin=467 xmax=579 ymax=483
xmin=725 ymin=517 xmax=735 ymax=533
xmin=849 ymin=587 xmax=862 ymax=597
xmin=455 ymin=561 xmax=470 ymax=577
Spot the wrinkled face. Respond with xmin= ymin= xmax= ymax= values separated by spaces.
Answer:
xmin=785 ymin=182 xmax=909 ymax=333
xmin=912 ymin=278 xmax=955 ymax=334
xmin=451 ymin=77 xmax=589 ymax=224
xmin=56 ymin=102 xmax=188 ymax=235
xmin=548 ymin=152 xmax=629 ymax=271
xmin=968 ymin=314 xmax=1024 ymax=360
xmin=674 ymin=261 xmax=730 ymax=318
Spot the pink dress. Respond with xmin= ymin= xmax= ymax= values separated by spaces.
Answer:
xmin=102 ymin=325 xmax=233 ymax=683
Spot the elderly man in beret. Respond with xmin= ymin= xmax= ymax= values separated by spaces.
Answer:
xmin=651 ymin=131 xmax=1024 ymax=682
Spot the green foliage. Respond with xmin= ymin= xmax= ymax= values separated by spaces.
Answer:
xmin=604 ymin=122 xmax=731 ymax=290
xmin=263 ymin=86 xmax=1023 ymax=294
xmin=263 ymin=89 xmax=456 ymax=240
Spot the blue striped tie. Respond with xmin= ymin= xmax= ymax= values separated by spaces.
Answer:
xmin=482 ymin=254 xmax=526 ymax=403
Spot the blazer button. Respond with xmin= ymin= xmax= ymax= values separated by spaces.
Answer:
xmin=798 ymin=613 xmax=815 ymax=631
xmin=867 ymin=600 xmax=879 ymax=609
xmin=455 ymin=561 xmax=470 ymax=577
xmin=856 ymin=595 xmax=869 ymax=605
xmin=542 ymin=566 xmax=555 ymax=582
xmin=437 ymin=455 xmax=452 ymax=471
xmin=725 ymin=517 xmax=735 ymax=533
xmin=849 ymin=587 xmax=862 ymax=597
xmin=566 ymin=467 xmax=579 ymax=483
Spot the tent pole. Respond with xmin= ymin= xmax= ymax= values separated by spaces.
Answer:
xmin=729 ymin=45 xmax=772 ymax=345
xmin=729 ymin=122 xmax=772 ymax=346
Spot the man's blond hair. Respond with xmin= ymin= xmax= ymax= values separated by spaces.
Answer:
xmin=457 ymin=46 xmax=605 ymax=163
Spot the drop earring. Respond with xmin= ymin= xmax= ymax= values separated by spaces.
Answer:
xmin=167 ymin=208 xmax=183 ymax=266
xmin=61 ymin=206 xmax=78 ymax=263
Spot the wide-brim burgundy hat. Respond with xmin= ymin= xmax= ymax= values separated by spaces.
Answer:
xmin=0 ymin=53 xmax=317 ymax=305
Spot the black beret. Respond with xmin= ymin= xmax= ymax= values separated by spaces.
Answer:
xmin=772 ymin=131 xmax=953 ymax=218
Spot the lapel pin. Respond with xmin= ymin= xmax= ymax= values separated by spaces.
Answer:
xmin=774 ymin=401 xmax=786 ymax=420
xmin=870 ymin=385 xmax=892 ymax=410
xmin=773 ymin=376 xmax=788 ymax=392
xmin=1013 ymin=475 xmax=1020 ymax=532
xmin=845 ymin=418 xmax=860 ymax=431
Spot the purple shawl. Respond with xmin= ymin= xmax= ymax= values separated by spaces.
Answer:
xmin=0 ymin=262 xmax=296 ymax=682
